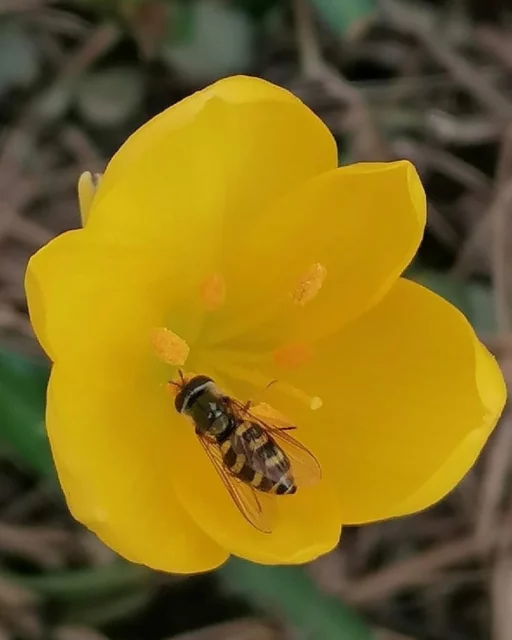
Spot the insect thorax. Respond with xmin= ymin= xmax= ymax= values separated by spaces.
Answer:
xmin=184 ymin=388 xmax=234 ymax=439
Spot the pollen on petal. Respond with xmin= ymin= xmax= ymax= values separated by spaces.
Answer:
xmin=291 ymin=263 xmax=327 ymax=306
xmin=273 ymin=341 xmax=315 ymax=369
xmin=150 ymin=328 xmax=190 ymax=365
xmin=201 ymin=273 xmax=226 ymax=311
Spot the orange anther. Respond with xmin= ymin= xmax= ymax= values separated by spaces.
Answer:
xmin=150 ymin=328 xmax=189 ymax=365
xmin=273 ymin=341 xmax=315 ymax=369
xmin=201 ymin=273 xmax=226 ymax=311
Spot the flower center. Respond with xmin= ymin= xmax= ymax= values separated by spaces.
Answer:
xmin=150 ymin=264 xmax=325 ymax=412
xmin=150 ymin=330 xmax=321 ymax=414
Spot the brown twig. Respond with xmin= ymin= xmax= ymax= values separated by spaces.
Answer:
xmin=425 ymin=204 xmax=460 ymax=249
xmin=397 ymin=140 xmax=491 ymax=195
xmin=344 ymin=515 xmax=512 ymax=604
xmin=167 ymin=619 xmax=279 ymax=640
xmin=491 ymin=181 xmax=512 ymax=331
xmin=0 ymin=0 xmax=48 ymax=14
xmin=293 ymin=0 xmax=388 ymax=160
xmin=293 ymin=0 xmax=326 ymax=82
xmin=491 ymin=553 xmax=512 ymax=640
xmin=477 ymin=26 xmax=512 ymax=70
xmin=476 ymin=414 xmax=512 ymax=544
xmin=54 ymin=627 xmax=112 ymax=640
xmin=489 ymin=126 xmax=512 ymax=330
xmin=451 ymin=125 xmax=512 ymax=280
xmin=378 ymin=0 xmax=512 ymax=120
xmin=0 ymin=22 xmax=120 ymax=177
xmin=0 ymin=522 xmax=72 ymax=568
xmin=427 ymin=110 xmax=501 ymax=145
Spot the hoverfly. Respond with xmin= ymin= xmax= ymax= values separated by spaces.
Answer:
xmin=172 ymin=374 xmax=321 ymax=533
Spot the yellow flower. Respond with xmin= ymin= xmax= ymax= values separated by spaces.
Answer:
xmin=25 ymin=76 xmax=505 ymax=573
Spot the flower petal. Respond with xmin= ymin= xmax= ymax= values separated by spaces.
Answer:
xmin=25 ymin=230 xmax=203 ymax=369
xmin=168 ymin=397 xmax=341 ymax=564
xmin=86 ymin=76 xmax=337 ymax=251
xmin=204 ymin=160 xmax=426 ymax=347
xmin=275 ymin=279 xmax=505 ymax=523
xmin=47 ymin=365 xmax=228 ymax=573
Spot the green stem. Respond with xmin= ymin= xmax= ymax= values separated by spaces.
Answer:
xmin=219 ymin=559 xmax=374 ymax=640
xmin=63 ymin=588 xmax=153 ymax=626
xmin=0 ymin=563 xmax=150 ymax=600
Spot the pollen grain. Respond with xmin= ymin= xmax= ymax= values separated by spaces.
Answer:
xmin=291 ymin=263 xmax=327 ymax=306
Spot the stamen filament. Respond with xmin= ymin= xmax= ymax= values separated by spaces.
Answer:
xmin=222 ymin=363 xmax=322 ymax=411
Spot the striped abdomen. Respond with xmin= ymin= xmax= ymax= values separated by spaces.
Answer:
xmin=220 ymin=420 xmax=297 ymax=495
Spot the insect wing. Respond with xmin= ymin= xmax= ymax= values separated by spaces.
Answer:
xmin=224 ymin=397 xmax=322 ymax=488
xmin=228 ymin=398 xmax=292 ymax=429
xmin=267 ymin=427 xmax=322 ymax=488
xmin=247 ymin=402 xmax=322 ymax=489
xmin=232 ymin=424 xmax=283 ymax=481
xmin=196 ymin=435 xmax=275 ymax=533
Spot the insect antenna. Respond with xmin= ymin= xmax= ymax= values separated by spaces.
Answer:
xmin=167 ymin=369 xmax=186 ymax=392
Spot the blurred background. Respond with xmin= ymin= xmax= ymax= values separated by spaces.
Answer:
xmin=0 ymin=0 xmax=511 ymax=638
